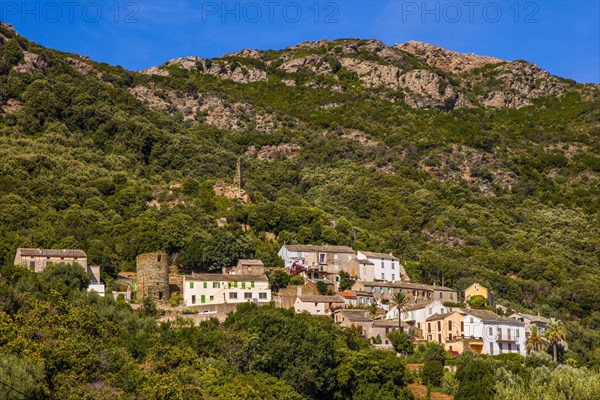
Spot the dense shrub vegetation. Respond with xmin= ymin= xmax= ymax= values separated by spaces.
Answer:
xmin=0 ymin=24 xmax=599 ymax=372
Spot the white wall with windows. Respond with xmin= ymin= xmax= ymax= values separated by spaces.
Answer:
xmin=183 ymin=275 xmax=271 ymax=306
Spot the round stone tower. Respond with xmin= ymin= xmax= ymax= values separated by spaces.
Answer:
xmin=136 ymin=252 xmax=169 ymax=303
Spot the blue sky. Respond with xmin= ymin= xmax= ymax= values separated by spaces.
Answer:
xmin=1 ymin=0 xmax=598 ymax=83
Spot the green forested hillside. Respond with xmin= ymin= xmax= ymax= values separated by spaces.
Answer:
xmin=0 ymin=22 xmax=599 ymax=366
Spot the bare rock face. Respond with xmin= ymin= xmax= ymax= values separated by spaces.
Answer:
xmin=224 ymin=49 xmax=262 ymax=59
xmin=396 ymin=41 xmax=503 ymax=73
xmin=280 ymin=55 xmax=333 ymax=74
xmin=0 ymin=98 xmax=23 ymax=114
xmin=213 ymin=180 xmax=251 ymax=203
xmin=399 ymin=69 xmax=465 ymax=109
xmin=143 ymin=56 xmax=267 ymax=84
xmin=473 ymin=61 xmax=567 ymax=108
xmin=129 ymin=84 xmax=280 ymax=132
xmin=13 ymin=51 xmax=48 ymax=73
xmin=246 ymin=143 xmax=301 ymax=161
xmin=66 ymin=57 xmax=102 ymax=78
xmin=419 ymin=144 xmax=518 ymax=196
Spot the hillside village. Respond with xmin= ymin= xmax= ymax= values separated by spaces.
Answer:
xmin=14 ymin=244 xmax=558 ymax=358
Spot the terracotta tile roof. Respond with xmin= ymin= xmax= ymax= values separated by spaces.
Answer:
xmin=338 ymin=291 xmax=357 ymax=298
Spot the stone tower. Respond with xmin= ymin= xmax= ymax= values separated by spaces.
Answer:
xmin=136 ymin=252 xmax=170 ymax=303
xmin=233 ymin=157 xmax=243 ymax=189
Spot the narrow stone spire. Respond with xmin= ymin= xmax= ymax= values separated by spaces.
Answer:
xmin=234 ymin=157 xmax=244 ymax=189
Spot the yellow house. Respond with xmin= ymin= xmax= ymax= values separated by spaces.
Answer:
xmin=464 ymin=282 xmax=489 ymax=303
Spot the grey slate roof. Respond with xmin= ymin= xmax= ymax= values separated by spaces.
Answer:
xmin=237 ymin=259 xmax=264 ymax=266
xmin=362 ymin=281 xmax=457 ymax=292
xmin=284 ymin=244 xmax=355 ymax=254
xmin=359 ymin=251 xmax=399 ymax=261
xmin=186 ymin=273 xmax=268 ymax=282
xmin=298 ymin=295 xmax=345 ymax=303
xmin=17 ymin=248 xmax=87 ymax=258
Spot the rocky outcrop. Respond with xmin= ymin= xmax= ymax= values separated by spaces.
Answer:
xmin=280 ymin=55 xmax=333 ymax=74
xmin=213 ymin=181 xmax=251 ymax=203
xmin=142 ymin=56 xmax=267 ymax=84
xmin=13 ymin=51 xmax=48 ymax=73
xmin=245 ymin=143 xmax=301 ymax=161
xmin=419 ymin=144 xmax=518 ymax=196
xmin=129 ymin=84 xmax=280 ymax=132
xmin=396 ymin=41 xmax=503 ymax=73
xmin=0 ymin=98 xmax=23 ymax=114
xmin=469 ymin=61 xmax=568 ymax=108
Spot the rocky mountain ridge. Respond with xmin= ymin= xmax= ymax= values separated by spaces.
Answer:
xmin=139 ymin=38 xmax=574 ymax=111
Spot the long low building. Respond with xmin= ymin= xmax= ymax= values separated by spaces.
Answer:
xmin=183 ymin=273 xmax=271 ymax=306
xmin=15 ymin=248 xmax=87 ymax=272
xmin=352 ymin=281 xmax=459 ymax=304
xmin=294 ymin=295 xmax=345 ymax=316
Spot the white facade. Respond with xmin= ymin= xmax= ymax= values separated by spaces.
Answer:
xmin=183 ymin=274 xmax=271 ymax=306
xmin=387 ymin=300 xmax=447 ymax=324
xmin=463 ymin=312 xmax=526 ymax=356
xmin=86 ymin=265 xmax=105 ymax=297
xmin=356 ymin=251 xmax=407 ymax=282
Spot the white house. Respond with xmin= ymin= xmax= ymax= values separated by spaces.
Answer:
xmin=509 ymin=313 xmax=551 ymax=337
xmin=86 ymin=265 xmax=105 ymax=297
xmin=183 ymin=274 xmax=271 ymax=306
xmin=294 ymin=295 xmax=345 ymax=316
xmin=356 ymin=251 xmax=408 ymax=282
xmin=463 ymin=309 xmax=526 ymax=356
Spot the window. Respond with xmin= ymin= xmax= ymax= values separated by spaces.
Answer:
xmin=461 ymin=321 xmax=464 ymax=332
xmin=244 ymin=292 xmax=252 ymax=299
xmin=159 ymin=292 xmax=163 ymax=300
xmin=209 ymin=296 xmax=214 ymax=301
xmin=450 ymin=293 xmax=454 ymax=300
xmin=319 ymin=254 xmax=326 ymax=263
xmin=508 ymin=343 xmax=512 ymax=352
xmin=213 ymin=282 xmax=219 ymax=288
xmin=391 ymin=262 xmax=395 ymax=270
xmin=489 ymin=327 xmax=493 ymax=336
xmin=428 ymin=307 xmax=433 ymax=315
xmin=251 ymin=281 xmax=255 ymax=288
xmin=381 ymin=261 xmax=384 ymax=268
xmin=381 ymin=273 xmax=385 ymax=280
xmin=499 ymin=343 xmax=503 ymax=353
xmin=203 ymin=282 xmax=207 ymax=288
xmin=391 ymin=274 xmax=395 ymax=281
xmin=489 ymin=342 xmax=494 ymax=355
xmin=335 ymin=276 xmax=340 ymax=282
xmin=191 ymin=295 xmax=196 ymax=304
xmin=157 ymin=255 xmax=162 ymax=262
xmin=448 ymin=320 xmax=452 ymax=330
xmin=228 ymin=282 xmax=232 ymax=289
xmin=259 ymin=293 xmax=267 ymax=299
xmin=234 ymin=282 xmax=238 ymax=288
xmin=229 ymin=292 xmax=238 ymax=299
xmin=438 ymin=334 xmax=441 ymax=343
xmin=437 ymin=321 xmax=441 ymax=331
xmin=241 ymin=282 xmax=246 ymax=289
xmin=439 ymin=292 xmax=443 ymax=299
xmin=190 ymin=282 xmax=194 ymax=289
xmin=201 ymin=295 xmax=206 ymax=304
xmin=427 ymin=323 xmax=431 ymax=333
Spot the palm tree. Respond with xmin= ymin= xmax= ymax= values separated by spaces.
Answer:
xmin=525 ymin=325 xmax=547 ymax=354
xmin=544 ymin=318 xmax=566 ymax=362
xmin=390 ymin=291 xmax=409 ymax=332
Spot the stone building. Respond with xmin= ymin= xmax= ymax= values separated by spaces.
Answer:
xmin=14 ymin=248 xmax=87 ymax=273
xmin=136 ymin=252 xmax=170 ymax=303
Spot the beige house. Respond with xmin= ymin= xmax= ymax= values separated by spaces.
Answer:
xmin=294 ymin=295 xmax=345 ymax=316
xmin=345 ymin=258 xmax=375 ymax=281
xmin=87 ymin=265 xmax=105 ymax=297
xmin=14 ymin=248 xmax=87 ymax=272
xmin=333 ymin=309 xmax=400 ymax=348
xmin=509 ymin=313 xmax=551 ymax=337
xmin=223 ymin=259 xmax=265 ymax=275
xmin=278 ymin=245 xmax=356 ymax=290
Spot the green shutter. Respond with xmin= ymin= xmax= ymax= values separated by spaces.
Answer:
xmin=190 ymin=282 xmax=194 ymax=289
xmin=209 ymin=296 xmax=214 ymax=301
xmin=241 ymin=282 xmax=246 ymax=289
xmin=251 ymin=281 xmax=255 ymax=288
xmin=201 ymin=295 xmax=206 ymax=304
xmin=228 ymin=282 xmax=232 ymax=289
xmin=203 ymin=282 xmax=207 ymax=288
xmin=234 ymin=281 xmax=238 ymax=288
